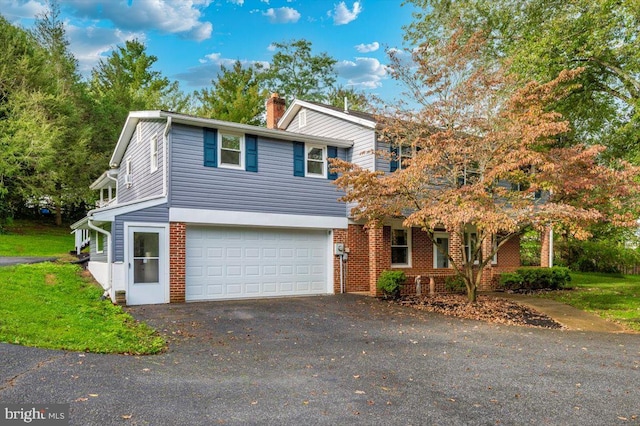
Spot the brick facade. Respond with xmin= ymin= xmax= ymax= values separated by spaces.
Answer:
xmin=169 ymin=222 xmax=186 ymax=303
xmin=334 ymin=224 xmax=522 ymax=296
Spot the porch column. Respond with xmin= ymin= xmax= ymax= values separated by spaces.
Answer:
xmin=169 ymin=222 xmax=186 ymax=303
xmin=540 ymin=225 xmax=552 ymax=268
xmin=368 ymin=226 xmax=385 ymax=297
xmin=450 ymin=231 xmax=463 ymax=266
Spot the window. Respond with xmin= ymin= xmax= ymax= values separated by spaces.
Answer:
xmin=457 ymin=163 xmax=480 ymax=187
xmin=390 ymin=143 xmax=415 ymax=172
xmin=299 ymin=110 xmax=307 ymax=127
xmin=433 ymin=233 xmax=449 ymax=268
xmin=464 ymin=232 xmax=478 ymax=264
xmin=125 ymin=157 xmax=133 ymax=188
xmin=150 ymin=134 xmax=158 ymax=173
xmin=306 ymin=145 xmax=326 ymax=177
xmin=391 ymin=226 xmax=411 ymax=266
xmin=95 ymin=231 xmax=103 ymax=254
xmin=136 ymin=122 xmax=142 ymax=144
xmin=219 ymin=133 xmax=244 ymax=168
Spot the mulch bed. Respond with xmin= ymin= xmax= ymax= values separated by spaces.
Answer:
xmin=397 ymin=294 xmax=565 ymax=329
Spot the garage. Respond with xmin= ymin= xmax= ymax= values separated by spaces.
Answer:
xmin=185 ymin=226 xmax=330 ymax=301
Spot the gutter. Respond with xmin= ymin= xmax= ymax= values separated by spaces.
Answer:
xmin=86 ymin=218 xmax=113 ymax=300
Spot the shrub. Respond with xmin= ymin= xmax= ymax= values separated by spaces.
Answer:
xmin=498 ymin=267 xmax=571 ymax=291
xmin=445 ymin=275 xmax=466 ymax=293
xmin=377 ymin=270 xmax=407 ymax=299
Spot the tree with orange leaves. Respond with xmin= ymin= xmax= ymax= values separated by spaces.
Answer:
xmin=331 ymin=30 xmax=640 ymax=303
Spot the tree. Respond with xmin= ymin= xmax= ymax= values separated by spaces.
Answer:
xmin=262 ymin=39 xmax=337 ymax=104
xmin=0 ymin=16 xmax=49 ymax=228
xmin=330 ymin=30 xmax=640 ymax=303
xmin=327 ymin=85 xmax=372 ymax=112
xmin=403 ymin=0 xmax=640 ymax=161
xmin=11 ymin=0 xmax=95 ymax=226
xmin=89 ymin=39 xmax=186 ymax=153
xmin=195 ymin=60 xmax=268 ymax=125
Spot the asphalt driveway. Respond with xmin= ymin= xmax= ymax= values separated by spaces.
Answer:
xmin=1 ymin=294 xmax=638 ymax=425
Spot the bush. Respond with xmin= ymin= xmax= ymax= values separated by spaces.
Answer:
xmin=377 ymin=270 xmax=406 ymax=299
xmin=445 ymin=275 xmax=466 ymax=293
xmin=498 ymin=267 xmax=571 ymax=291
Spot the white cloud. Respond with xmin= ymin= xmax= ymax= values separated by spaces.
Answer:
xmin=331 ymin=1 xmax=362 ymax=25
xmin=65 ymin=24 xmax=144 ymax=75
xmin=0 ymin=0 xmax=46 ymax=22
xmin=64 ymin=0 xmax=213 ymax=41
xmin=176 ymin=53 xmax=269 ymax=88
xmin=355 ymin=41 xmax=379 ymax=53
xmin=335 ymin=57 xmax=387 ymax=89
xmin=263 ymin=7 xmax=300 ymax=24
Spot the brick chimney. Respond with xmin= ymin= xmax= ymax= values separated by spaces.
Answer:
xmin=266 ymin=93 xmax=286 ymax=129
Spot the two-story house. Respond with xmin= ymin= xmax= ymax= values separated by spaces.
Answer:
xmin=72 ymin=94 xmax=525 ymax=305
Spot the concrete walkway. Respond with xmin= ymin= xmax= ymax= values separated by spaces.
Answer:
xmin=0 ymin=256 xmax=57 ymax=266
xmin=492 ymin=292 xmax=630 ymax=333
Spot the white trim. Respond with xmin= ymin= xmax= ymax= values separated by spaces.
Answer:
xmin=218 ymin=131 xmax=244 ymax=169
xmin=150 ymin=133 xmax=159 ymax=173
xmin=391 ymin=224 xmax=412 ymax=268
xmin=170 ymin=208 xmax=348 ymax=230
xmin=433 ymin=232 xmax=450 ymax=269
xmin=124 ymin=222 xmax=170 ymax=305
xmin=95 ymin=230 xmax=103 ymax=254
xmin=305 ymin=144 xmax=327 ymax=178
xmin=298 ymin=109 xmax=307 ymax=127
xmin=89 ymin=196 xmax=167 ymax=223
xmin=279 ymin=100 xmax=377 ymax=129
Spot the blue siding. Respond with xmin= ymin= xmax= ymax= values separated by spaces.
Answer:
xmin=169 ymin=124 xmax=346 ymax=217
xmin=113 ymin=203 xmax=169 ymax=262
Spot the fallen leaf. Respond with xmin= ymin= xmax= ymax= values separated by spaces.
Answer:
xmin=121 ymin=415 xmax=132 ymax=419
xmin=89 ymin=394 xmax=99 ymax=397
xmin=353 ymin=375 xmax=360 ymax=379
xmin=355 ymin=390 xmax=366 ymax=395
xmin=75 ymin=398 xmax=88 ymax=402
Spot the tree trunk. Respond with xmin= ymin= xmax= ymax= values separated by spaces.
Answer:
xmin=55 ymin=200 xmax=62 ymax=226
xmin=467 ymin=283 xmax=478 ymax=303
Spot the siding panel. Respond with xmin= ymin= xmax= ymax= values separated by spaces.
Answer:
xmin=169 ymin=124 xmax=346 ymax=217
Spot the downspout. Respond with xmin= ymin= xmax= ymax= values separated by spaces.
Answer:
xmin=87 ymin=218 xmax=113 ymax=300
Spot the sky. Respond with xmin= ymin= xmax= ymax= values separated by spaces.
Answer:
xmin=0 ymin=0 xmax=418 ymax=104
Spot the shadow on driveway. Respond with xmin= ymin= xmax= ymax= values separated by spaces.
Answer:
xmin=1 ymin=294 xmax=639 ymax=425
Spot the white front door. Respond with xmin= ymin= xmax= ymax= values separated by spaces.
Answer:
xmin=127 ymin=226 xmax=167 ymax=305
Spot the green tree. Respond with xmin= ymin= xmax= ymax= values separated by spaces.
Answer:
xmin=403 ymin=0 xmax=640 ymax=160
xmin=25 ymin=0 xmax=94 ymax=225
xmin=89 ymin=39 xmax=186 ymax=152
xmin=0 ymin=16 xmax=48 ymax=228
xmin=327 ymin=85 xmax=372 ymax=112
xmin=263 ymin=39 xmax=337 ymax=104
xmin=195 ymin=60 xmax=268 ymax=125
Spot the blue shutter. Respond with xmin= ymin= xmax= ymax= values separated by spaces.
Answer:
xmin=245 ymin=134 xmax=258 ymax=172
xmin=293 ymin=142 xmax=305 ymax=177
xmin=327 ymin=146 xmax=338 ymax=180
xmin=389 ymin=144 xmax=399 ymax=172
xmin=204 ymin=128 xmax=217 ymax=167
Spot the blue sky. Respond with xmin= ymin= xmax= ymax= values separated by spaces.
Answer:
xmin=0 ymin=0 xmax=417 ymax=104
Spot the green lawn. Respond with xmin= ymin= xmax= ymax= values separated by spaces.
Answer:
xmin=0 ymin=219 xmax=75 ymax=257
xmin=536 ymin=272 xmax=640 ymax=332
xmin=1 ymin=219 xmax=165 ymax=354
xmin=0 ymin=262 xmax=165 ymax=354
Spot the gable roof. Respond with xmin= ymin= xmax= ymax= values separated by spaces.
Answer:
xmin=109 ymin=110 xmax=354 ymax=167
xmin=278 ymin=99 xmax=378 ymax=130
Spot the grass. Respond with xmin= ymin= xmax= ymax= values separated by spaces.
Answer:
xmin=0 ymin=262 xmax=166 ymax=354
xmin=0 ymin=219 xmax=75 ymax=257
xmin=535 ymin=272 xmax=640 ymax=332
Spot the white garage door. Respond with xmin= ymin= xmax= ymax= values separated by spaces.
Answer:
xmin=186 ymin=226 xmax=330 ymax=301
